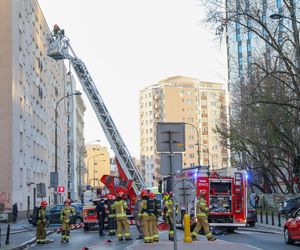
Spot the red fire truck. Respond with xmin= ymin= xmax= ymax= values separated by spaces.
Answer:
xmin=162 ymin=167 xmax=248 ymax=231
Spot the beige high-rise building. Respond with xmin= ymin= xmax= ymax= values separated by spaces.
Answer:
xmin=84 ymin=144 xmax=110 ymax=188
xmin=139 ymin=76 xmax=229 ymax=187
xmin=0 ymin=0 xmax=72 ymax=216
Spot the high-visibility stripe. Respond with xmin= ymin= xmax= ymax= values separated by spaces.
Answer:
xmin=124 ymin=233 xmax=130 ymax=237
xmin=196 ymin=214 xmax=207 ymax=216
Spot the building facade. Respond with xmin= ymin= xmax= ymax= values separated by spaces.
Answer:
xmin=66 ymin=75 xmax=86 ymax=201
xmin=84 ymin=144 xmax=110 ymax=188
xmin=0 ymin=0 xmax=72 ymax=216
xmin=139 ymin=76 xmax=229 ymax=187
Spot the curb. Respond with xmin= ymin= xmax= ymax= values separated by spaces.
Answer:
xmin=239 ymin=226 xmax=283 ymax=235
xmin=9 ymin=230 xmax=56 ymax=250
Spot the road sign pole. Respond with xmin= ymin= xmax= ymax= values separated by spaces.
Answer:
xmin=168 ymin=130 xmax=177 ymax=250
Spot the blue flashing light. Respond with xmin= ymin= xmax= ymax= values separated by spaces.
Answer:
xmin=194 ymin=171 xmax=198 ymax=179
xmin=245 ymin=172 xmax=249 ymax=180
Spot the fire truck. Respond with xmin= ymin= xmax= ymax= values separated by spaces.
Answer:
xmin=162 ymin=167 xmax=248 ymax=231
xmin=46 ymin=28 xmax=146 ymax=230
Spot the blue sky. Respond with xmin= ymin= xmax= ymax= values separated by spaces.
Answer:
xmin=38 ymin=0 xmax=227 ymax=157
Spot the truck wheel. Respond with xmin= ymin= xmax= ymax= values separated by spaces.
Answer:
xmin=84 ymin=224 xmax=89 ymax=231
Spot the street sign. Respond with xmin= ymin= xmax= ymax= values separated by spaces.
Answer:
xmin=57 ymin=186 xmax=65 ymax=193
xmin=156 ymin=122 xmax=185 ymax=152
xmin=50 ymin=172 xmax=58 ymax=188
xmin=174 ymin=178 xmax=195 ymax=205
xmin=36 ymin=183 xmax=46 ymax=198
xmin=160 ymin=153 xmax=183 ymax=176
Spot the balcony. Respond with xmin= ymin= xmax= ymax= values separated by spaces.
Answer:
xmin=155 ymin=113 xmax=160 ymax=118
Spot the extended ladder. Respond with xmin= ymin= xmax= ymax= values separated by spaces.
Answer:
xmin=46 ymin=34 xmax=146 ymax=194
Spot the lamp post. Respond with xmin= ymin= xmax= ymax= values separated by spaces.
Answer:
xmin=270 ymin=11 xmax=300 ymax=74
xmin=184 ymin=123 xmax=200 ymax=167
xmin=54 ymin=91 xmax=82 ymax=205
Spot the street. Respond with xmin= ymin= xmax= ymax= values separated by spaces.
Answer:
xmin=25 ymin=225 xmax=300 ymax=250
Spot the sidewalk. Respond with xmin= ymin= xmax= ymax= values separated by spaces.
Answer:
xmin=126 ymin=230 xmax=262 ymax=250
xmin=0 ymin=219 xmax=56 ymax=250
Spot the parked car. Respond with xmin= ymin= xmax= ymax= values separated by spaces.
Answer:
xmin=247 ymin=204 xmax=257 ymax=227
xmin=47 ymin=203 xmax=83 ymax=225
xmin=284 ymin=208 xmax=300 ymax=244
xmin=28 ymin=203 xmax=82 ymax=226
xmin=279 ymin=197 xmax=300 ymax=216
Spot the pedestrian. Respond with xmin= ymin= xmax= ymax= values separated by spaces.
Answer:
xmin=12 ymin=203 xmax=18 ymax=222
xmin=149 ymin=192 xmax=160 ymax=242
xmin=95 ymin=199 xmax=106 ymax=236
xmin=165 ymin=192 xmax=178 ymax=241
xmin=106 ymin=194 xmax=116 ymax=236
xmin=250 ymin=192 xmax=256 ymax=207
xmin=138 ymin=190 xmax=152 ymax=243
xmin=60 ymin=199 xmax=76 ymax=243
xmin=255 ymin=194 xmax=260 ymax=208
xmin=133 ymin=195 xmax=143 ymax=240
xmin=111 ymin=192 xmax=132 ymax=241
xmin=191 ymin=190 xmax=216 ymax=241
xmin=36 ymin=201 xmax=52 ymax=244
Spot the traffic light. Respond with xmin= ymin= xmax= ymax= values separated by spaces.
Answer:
xmin=293 ymin=155 xmax=300 ymax=174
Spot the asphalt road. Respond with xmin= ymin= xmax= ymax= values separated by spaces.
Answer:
xmin=26 ymin=226 xmax=300 ymax=250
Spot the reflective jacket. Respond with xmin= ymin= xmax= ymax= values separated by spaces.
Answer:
xmin=154 ymin=199 xmax=162 ymax=217
xmin=165 ymin=199 xmax=178 ymax=216
xmin=147 ymin=198 xmax=155 ymax=214
xmin=196 ymin=197 xmax=208 ymax=217
xmin=36 ymin=207 xmax=46 ymax=225
xmin=107 ymin=199 xmax=116 ymax=218
xmin=60 ymin=206 xmax=75 ymax=223
xmin=138 ymin=198 xmax=149 ymax=218
xmin=111 ymin=199 xmax=128 ymax=220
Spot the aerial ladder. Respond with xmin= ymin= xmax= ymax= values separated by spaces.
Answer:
xmin=46 ymin=29 xmax=146 ymax=195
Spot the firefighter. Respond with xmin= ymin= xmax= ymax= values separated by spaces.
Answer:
xmin=149 ymin=192 xmax=160 ymax=242
xmin=106 ymin=194 xmax=116 ymax=236
xmin=95 ymin=199 xmax=106 ymax=236
xmin=138 ymin=190 xmax=152 ymax=243
xmin=165 ymin=192 xmax=178 ymax=241
xmin=112 ymin=192 xmax=132 ymax=241
xmin=36 ymin=201 xmax=52 ymax=244
xmin=133 ymin=194 xmax=143 ymax=240
xmin=191 ymin=190 xmax=216 ymax=241
xmin=52 ymin=24 xmax=64 ymax=37
xmin=60 ymin=199 xmax=76 ymax=243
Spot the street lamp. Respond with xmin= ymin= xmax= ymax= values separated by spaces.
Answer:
xmin=184 ymin=123 xmax=200 ymax=167
xmin=54 ymin=91 xmax=82 ymax=205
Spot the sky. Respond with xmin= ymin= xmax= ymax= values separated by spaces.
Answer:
xmin=38 ymin=0 xmax=227 ymax=157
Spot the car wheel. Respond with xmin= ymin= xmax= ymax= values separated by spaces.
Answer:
xmin=284 ymin=228 xmax=294 ymax=245
xmin=249 ymin=222 xmax=255 ymax=227
xmin=75 ymin=217 xmax=82 ymax=224
xmin=84 ymin=223 xmax=89 ymax=231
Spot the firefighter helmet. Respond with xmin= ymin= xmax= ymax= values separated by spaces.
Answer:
xmin=169 ymin=191 xmax=173 ymax=197
xmin=141 ymin=190 xmax=149 ymax=197
xmin=107 ymin=194 xmax=115 ymax=200
xmin=149 ymin=192 xmax=155 ymax=198
xmin=199 ymin=190 xmax=207 ymax=197
xmin=64 ymin=198 xmax=71 ymax=204
xmin=117 ymin=192 xmax=124 ymax=197
xmin=41 ymin=201 xmax=48 ymax=207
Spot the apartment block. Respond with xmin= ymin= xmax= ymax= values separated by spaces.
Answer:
xmin=0 ymin=0 xmax=73 ymax=217
xmin=84 ymin=144 xmax=110 ymax=188
xmin=66 ymin=75 xmax=86 ymax=201
xmin=139 ymin=76 xmax=229 ymax=187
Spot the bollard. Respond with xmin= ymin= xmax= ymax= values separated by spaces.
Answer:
xmin=5 ymin=224 xmax=10 ymax=245
xmin=260 ymin=210 xmax=263 ymax=223
xmin=278 ymin=213 xmax=281 ymax=227
xmin=271 ymin=211 xmax=274 ymax=225
xmin=265 ymin=211 xmax=269 ymax=224
xmin=183 ymin=213 xmax=192 ymax=243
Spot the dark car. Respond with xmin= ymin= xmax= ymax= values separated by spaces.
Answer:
xmin=247 ymin=204 xmax=257 ymax=227
xmin=284 ymin=208 xmax=300 ymax=244
xmin=47 ymin=203 xmax=83 ymax=224
xmin=28 ymin=203 xmax=82 ymax=226
xmin=279 ymin=197 xmax=300 ymax=216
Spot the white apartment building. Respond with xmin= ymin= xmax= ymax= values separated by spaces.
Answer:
xmin=0 ymin=0 xmax=72 ymax=218
xmin=66 ymin=75 xmax=86 ymax=202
